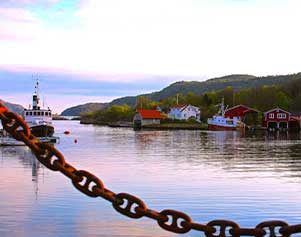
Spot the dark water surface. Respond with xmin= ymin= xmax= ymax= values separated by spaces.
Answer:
xmin=1 ymin=121 xmax=301 ymax=237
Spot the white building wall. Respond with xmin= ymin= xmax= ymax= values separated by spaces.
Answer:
xmin=142 ymin=119 xmax=160 ymax=126
xmin=168 ymin=105 xmax=201 ymax=121
xmin=168 ymin=108 xmax=182 ymax=120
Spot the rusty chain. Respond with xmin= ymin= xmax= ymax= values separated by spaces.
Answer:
xmin=0 ymin=102 xmax=300 ymax=237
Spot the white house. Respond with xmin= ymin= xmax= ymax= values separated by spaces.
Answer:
xmin=168 ymin=104 xmax=201 ymax=122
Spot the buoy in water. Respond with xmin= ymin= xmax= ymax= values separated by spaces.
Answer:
xmin=64 ymin=130 xmax=70 ymax=135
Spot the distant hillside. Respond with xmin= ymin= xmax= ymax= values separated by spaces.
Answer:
xmin=0 ymin=99 xmax=24 ymax=115
xmin=61 ymin=73 xmax=301 ymax=115
xmin=109 ymin=73 xmax=301 ymax=107
xmin=61 ymin=102 xmax=107 ymax=116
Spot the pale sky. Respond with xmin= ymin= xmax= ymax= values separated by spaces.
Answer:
xmin=0 ymin=0 xmax=301 ymax=113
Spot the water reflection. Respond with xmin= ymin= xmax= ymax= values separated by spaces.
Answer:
xmin=0 ymin=147 xmax=41 ymax=198
xmin=1 ymin=122 xmax=301 ymax=237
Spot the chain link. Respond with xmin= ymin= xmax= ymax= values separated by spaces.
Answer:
xmin=0 ymin=102 xmax=298 ymax=236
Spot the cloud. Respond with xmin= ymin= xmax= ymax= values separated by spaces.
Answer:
xmin=0 ymin=7 xmax=36 ymax=22
xmin=0 ymin=6 xmax=42 ymax=42
xmin=1 ymin=0 xmax=301 ymax=77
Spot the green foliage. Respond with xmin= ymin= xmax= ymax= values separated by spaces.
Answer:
xmin=81 ymin=104 xmax=135 ymax=123
xmin=61 ymin=103 xmax=106 ymax=116
xmin=108 ymin=73 xmax=301 ymax=108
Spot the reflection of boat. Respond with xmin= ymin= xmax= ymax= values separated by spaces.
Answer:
xmin=207 ymin=98 xmax=241 ymax=130
xmin=0 ymin=129 xmax=26 ymax=146
xmin=23 ymin=80 xmax=56 ymax=140
xmin=0 ymin=128 xmax=59 ymax=146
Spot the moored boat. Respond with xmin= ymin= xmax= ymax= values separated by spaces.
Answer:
xmin=23 ymin=80 xmax=55 ymax=138
xmin=207 ymin=98 xmax=241 ymax=130
xmin=0 ymin=129 xmax=26 ymax=146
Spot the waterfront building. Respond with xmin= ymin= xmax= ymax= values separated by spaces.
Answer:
xmin=167 ymin=104 xmax=201 ymax=122
xmin=133 ymin=109 xmax=163 ymax=127
xmin=263 ymin=107 xmax=300 ymax=131
xmin=224 ymin=105 xmax=258 ymax=121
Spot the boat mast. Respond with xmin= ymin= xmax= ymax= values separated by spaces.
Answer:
xmin=221 ymin=97 xmax=225 ymax=116
xmin=32 ymin=79 xmax=40 ymax=110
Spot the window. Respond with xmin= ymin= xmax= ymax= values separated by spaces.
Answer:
xmin=269 ymin=113 xmax=274 ymax=119
xmin=33 ymin=112 xmax=37 ymax=116
xmin=277 ymin=113 xmax=286 ymax=119
xmin=25 ymin=112 xmax=28 ymax=116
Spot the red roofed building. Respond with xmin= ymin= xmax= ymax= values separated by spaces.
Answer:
xmin=263 ymin=107 xmax=300 ymax=131
xmin=224 ymin=105 xmax=259 ymax=121
xmin=133 ymin=109 xmax=163 ymax=127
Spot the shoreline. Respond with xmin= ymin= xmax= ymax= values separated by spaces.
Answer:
xmin=77 ymin=119 xmax=299 ymax=132
xmin=80 ymin=119 xmax=209 ymax=130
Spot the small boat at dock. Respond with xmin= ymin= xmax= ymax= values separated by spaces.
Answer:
xmin=207 ymin=98 xmax=241 ymax=130
xmin=23 ymin=80 xmax=54 ymax=138
xmin=1 ymin=79 xmax=59 ymax=146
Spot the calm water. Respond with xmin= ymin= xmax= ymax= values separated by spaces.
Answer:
xmin=1 ymin=121 xmax=301 ymax=237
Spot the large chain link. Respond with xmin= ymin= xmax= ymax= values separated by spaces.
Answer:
xmin=0 ymin=102 xmax=299 ymax=236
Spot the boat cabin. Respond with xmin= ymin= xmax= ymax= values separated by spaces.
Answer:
xmin=23 ymin=109 xmax=52 ymax=125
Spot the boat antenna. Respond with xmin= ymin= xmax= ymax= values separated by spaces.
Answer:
xmin=32 ymin=76 xmax=40 ymax=110
xmin=221 ymin=97 xmax=225 ymax=116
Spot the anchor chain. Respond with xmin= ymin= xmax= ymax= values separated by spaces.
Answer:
xmin=0 ymin=102 xmax=300 ymax=236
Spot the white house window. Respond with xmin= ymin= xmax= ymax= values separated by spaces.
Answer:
xmin=277 ymin=113 xmax=286 ymax=119
xmin=269 ymin=113 xmax=274 ymax=119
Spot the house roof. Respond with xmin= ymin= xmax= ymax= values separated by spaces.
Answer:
xmin=225 ymin=104 xmax=259 ymax=114
xmin=264 ymin=107 xmax=290 ymax=114
xmin=171 ymin=104 xmax=187 ymax=109
xmin=170 ymin=104 xmax=200 ymax=112
xmin=137 ymin=109 xmax=163 ymax=119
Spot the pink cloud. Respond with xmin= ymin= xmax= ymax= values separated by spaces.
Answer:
xmin=0 ymin=7 xmax=37 ymax=22
xmin=0 ymin=7 xmax=41 ymax=42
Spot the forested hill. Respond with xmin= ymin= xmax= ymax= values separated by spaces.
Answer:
xmin=0 ymin=99 xmax=24 ymax=114
xmin=61 ymin=73 xmax=301 ymax=116
xmin=61 ymin=103 xmax=107 ymax=116
xmin=109 ymin=73 xmax=301 ymax=106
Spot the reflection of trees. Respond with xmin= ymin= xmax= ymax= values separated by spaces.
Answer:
xmin=134 ymin=130 xmax=161 ymax=151
xmin=134 ymin=130 xmax=301 ymax=180
xmin=199 ymin=131 xmax=301 ymax=179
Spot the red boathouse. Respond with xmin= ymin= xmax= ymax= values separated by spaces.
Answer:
xmin=133 ymin=109 xmax=163 ymax=127
xmin=263 ymin=107 xmax=300 ymax=131
xmin=224 ymin=105 xmax=258 ymax=121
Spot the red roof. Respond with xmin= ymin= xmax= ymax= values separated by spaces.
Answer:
xmin=137 ymin=110 xmax=163 ymax=119
xmin=171 ymin=104 xmax=187 ymax=109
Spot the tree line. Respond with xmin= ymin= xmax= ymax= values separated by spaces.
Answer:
xmin=81 ymin=77 xmax=301 ymax=123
